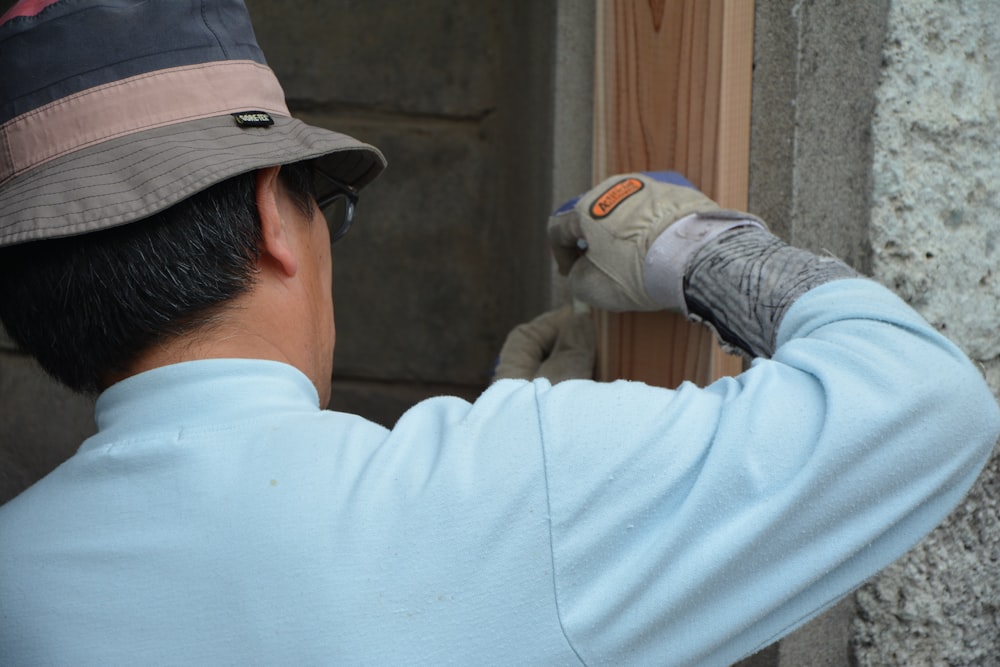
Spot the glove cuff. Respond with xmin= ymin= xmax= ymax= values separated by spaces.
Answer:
xmin=642 ymin=211 xmax=766 ymax=315
xmin=684 ymin=227 xmax=860 ymax=358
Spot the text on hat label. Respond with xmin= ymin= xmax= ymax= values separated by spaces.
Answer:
xmin=233 ymin=111 xmax=274 ymax=128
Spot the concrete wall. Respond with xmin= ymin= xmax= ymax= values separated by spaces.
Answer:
xmin=853 ymin=1 xmax=1000 ymax=664
xmin=0 ymin=329 xmax=94 ymax=505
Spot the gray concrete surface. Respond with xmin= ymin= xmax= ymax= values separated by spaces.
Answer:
xmin=750 ymin=0 xmax=889 ymax=273
xmin=548 ymin=0 xmax=596 ymax=307
xmin=852 ymin=1 xmax=1000 ymax=664
xmin=299 ymin=109 xmax=502 ymax=385
xmin=0 ymin=351 xmax=95 ymax=505
xmin=250 ymin=2 xmax=501 ymax=118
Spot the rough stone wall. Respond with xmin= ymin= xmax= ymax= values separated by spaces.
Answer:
xmin=852 ymin=1 xmax=1000 ymax=664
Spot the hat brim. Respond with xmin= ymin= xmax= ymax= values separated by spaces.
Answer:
xmin=0 ymin=114 xmax=386 ymax=246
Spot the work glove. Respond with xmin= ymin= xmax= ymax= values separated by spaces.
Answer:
xmin=494 ymin=305 xmax=595 ymax=383
xmin=547 ymin=172 xmax=764 ymax=314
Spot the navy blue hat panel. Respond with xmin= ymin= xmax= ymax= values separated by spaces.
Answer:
xmin=0 ymin=0 xmax=267 ymax=124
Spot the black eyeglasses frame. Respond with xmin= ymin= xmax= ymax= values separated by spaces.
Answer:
xmin=314 ymin=169 xmax=359 ymax=244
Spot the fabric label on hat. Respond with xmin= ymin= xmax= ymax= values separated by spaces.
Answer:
xmin=233 ymin=111 xmax=274 ymax=128
xmin=589 ymin=177 xmax=644 ymax=219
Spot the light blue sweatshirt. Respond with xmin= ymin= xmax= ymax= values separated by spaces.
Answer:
xmin=2 ymin=279 xmax=998 ymax=666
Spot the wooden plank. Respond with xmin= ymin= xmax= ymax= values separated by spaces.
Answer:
xmin=592 ymin=0 xmax=754 ymax=385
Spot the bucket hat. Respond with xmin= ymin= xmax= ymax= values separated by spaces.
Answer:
xmin=0 ymin=0 xmax=387 ymax=247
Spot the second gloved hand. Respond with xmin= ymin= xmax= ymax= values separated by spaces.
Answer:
xmin=493 ymin=305 xmax=595 ymax=383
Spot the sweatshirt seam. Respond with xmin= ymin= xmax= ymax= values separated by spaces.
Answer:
xmin=534 ymin=381 xmax=588 ymax=665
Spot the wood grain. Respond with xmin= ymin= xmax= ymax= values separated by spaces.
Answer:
xmin=592 ymin=0 xmax=754 ymax=385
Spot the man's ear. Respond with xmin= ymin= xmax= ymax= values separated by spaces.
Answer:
xmin=255 ymin=166 xmax=299 ymax=278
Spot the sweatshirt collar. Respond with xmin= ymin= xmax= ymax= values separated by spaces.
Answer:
xmin=92 ymin=359 xmax=320 ymax=437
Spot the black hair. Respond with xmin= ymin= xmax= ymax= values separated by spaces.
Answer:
xmin=0 ymin=161 xmax=317 ymax=394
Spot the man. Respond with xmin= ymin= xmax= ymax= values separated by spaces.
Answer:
xmin=0 ymin=1 xmax=997 ymax=665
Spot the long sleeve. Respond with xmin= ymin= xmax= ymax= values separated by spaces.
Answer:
xmin=534 ymin=278 xmax=999 ymax=665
